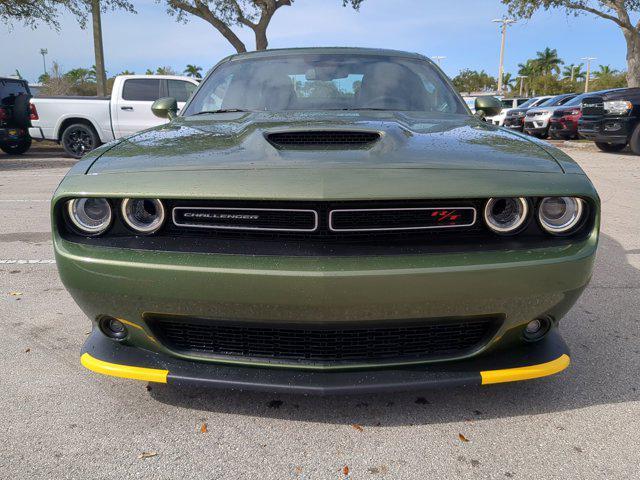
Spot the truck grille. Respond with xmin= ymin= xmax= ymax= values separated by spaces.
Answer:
xmin=581 ymin=96 xmax=605 ymax=116
xmin=149 ymin=316 xmax=499 ymax=366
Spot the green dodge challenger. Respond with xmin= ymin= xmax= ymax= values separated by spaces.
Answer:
xmin=52 ymin=48 xmax=598 ymax=393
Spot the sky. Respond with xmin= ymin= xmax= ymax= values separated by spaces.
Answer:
xmin=0 ymin=0 xmax=631 ymax=84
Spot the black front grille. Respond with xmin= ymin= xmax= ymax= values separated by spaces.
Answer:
xmin=266 ymin=131 xmax=380 ymax=149
xmin=330 ymin=207 xmax=476 ymax=231
xmin=581 ymin=96 xmax=605 ymax=116
xmin=173 ymin=207 xmax=317 ymax=232
xmin=149 ymin=316 xmax=499 ymax=366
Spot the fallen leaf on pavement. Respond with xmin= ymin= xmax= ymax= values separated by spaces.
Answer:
xmin=24 ymin=348 xmax=30 ymax=353
xmin=200 ymin=423 xmax=208 ymax=433
xmin=9 ymin=292 xmax=22 ymax=296
xmin=137 ymin=451 xmax=157 ymax=459
xmin=342 ymin=465 xmax=350 ymax=475
xmin=351 ymin=424 xmax=364 ymax=432
xmin=458 ymin=433 xmax=469 ymax=443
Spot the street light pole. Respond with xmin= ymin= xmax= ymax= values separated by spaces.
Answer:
xmin=493 ymin=18 xmax=516 ymax=95
xmin=431 ymin=56 xmax=446 ymax=67
xmin=39 ymin=48 xmax=48 ymax=77
xmin=581 ymin=57 xmax=596 ymax=93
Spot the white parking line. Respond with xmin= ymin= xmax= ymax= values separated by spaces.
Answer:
xmin=0 ymin=200 xmax=50 ymax=202
xmin=0 ymin=259 xmax=56 ymax=264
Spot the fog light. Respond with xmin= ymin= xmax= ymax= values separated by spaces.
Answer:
xmin=525 ymin=319 xmax=542 ymax=334
xmin=523 ymin=317 xmax=551 ymax=342
xmin=99 ymin=316 xmax=128 ymax=340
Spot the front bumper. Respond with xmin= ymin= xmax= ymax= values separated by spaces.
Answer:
xmin=578 ymin=116 xmax=635 ymax=144
xmin=503 ymin=118 xmax=525 ymax=130
xmin=81 ymin=328 xmax=571 ymax=394
xmin=549 ymin=119 xmax=578 ymax=138
xmin=56 ymin=225 xmax=596 ymax=371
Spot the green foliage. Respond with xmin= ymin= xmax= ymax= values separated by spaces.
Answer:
xmin=156 ymin=66 xmax=178 ymax=75
xmin=163 ymin=0 xmax=366 ymax=52
xmin=184 ymin=64 xmax=203 ymax=78
xmin=0 ymin=0 xmax=136 ymax=30
xmin=452 ymin=69 xmax=497 ymax=94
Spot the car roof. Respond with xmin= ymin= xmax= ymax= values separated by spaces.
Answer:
xmin=223 ymin=47 xmax=427 ymax=63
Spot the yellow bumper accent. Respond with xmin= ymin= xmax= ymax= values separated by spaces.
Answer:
xmin=80 ymin=353 xmax=168 ymax=383
xmin=480 ymin=354 xmax=570 ymax=385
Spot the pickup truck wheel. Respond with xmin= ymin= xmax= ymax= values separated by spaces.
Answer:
xmin=595 ymin=142 xmax=626 ymax=153
xmin=628 ymin=123 xmax=640 ymax=155
xmin=0 ymin=138 xmax=32 ymax=155
xmin=61 ymin=123 xmax=99 ymax=159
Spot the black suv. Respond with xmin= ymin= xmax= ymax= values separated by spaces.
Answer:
xmin=0 ymin=77 xmax=32 ymax=155
xmin=578 ymin=87 xmax=640 ymax=153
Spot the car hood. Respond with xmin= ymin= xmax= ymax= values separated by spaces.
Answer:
xmin=86 ymin=111 xmax=564 ymax=174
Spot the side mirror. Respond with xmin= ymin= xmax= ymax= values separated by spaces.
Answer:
xmin=151 ymin=97 xmax=178 ymax=120
xmin=474 ymin=96 xmax=502 ymax=119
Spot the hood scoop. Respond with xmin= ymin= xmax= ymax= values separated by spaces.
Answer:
xmin=266 ymin=130 xmax=380 ymax=150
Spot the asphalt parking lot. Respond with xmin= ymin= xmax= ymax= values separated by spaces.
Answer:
xmin=1 ymin=143 xmax=639 ymax=479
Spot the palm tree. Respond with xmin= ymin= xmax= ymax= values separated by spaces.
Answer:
xmin=593 ymin=65 xmax=618 ymax=78
xmin=156 ymin=66 xmax=177 ymax=75
xmin=533 ymin=47 xmax=563 ymax=93
xmin=184 ymin=64 xmax=203 ymax=78
xmin=562 ymin=63 xmax=585 ymax=81
xmin=534 ymin=47 xmax=564 ymax=76
xmin=501 ymin=72 xmax=516 ymax=91
xmin=118 ymin=70 xmax=136 ymax=75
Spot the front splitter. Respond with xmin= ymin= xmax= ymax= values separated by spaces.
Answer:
xmin=81 ymin=330 xmax=570 ymax=395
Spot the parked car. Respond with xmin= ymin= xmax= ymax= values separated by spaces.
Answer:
xmin=56 ymin=47 xmax=598 ymax=393
xmin=0 ymin=76 xmax=33 ymax=155
xmin=522 ymin=93 xmax=578 ymax=138
xmin=503 ymin=96 xmax=554 ymax=131
xmin=485 ymin=97 xmax=530 ymax=126
xmin=578 ymin=87 xmax=640 ymax=153
xmin=548 ymin=90 xmax=615 ymax=140
xmin=29 ymin=75 xmax=198 ymax=158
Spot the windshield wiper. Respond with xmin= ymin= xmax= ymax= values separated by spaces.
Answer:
xmin=191 ymin=108 xmax=250 ymax=115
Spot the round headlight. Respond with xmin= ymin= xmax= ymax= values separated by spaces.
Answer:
xmin=67 ymin=198 xmax=112 ymax=235
xmin=121 ymin=198 xmax=165 ymax=234
xmin=538 ymin=197 xmax=584 ymax=234
xmin=484 ymin=197 xmax=529 ymax=234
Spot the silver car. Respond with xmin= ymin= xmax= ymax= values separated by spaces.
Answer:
xmin=523 ymin=93 xmax=578 ymax=138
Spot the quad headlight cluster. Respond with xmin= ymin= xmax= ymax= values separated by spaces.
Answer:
xmin=484 ymin=196 xmax=586 ymax=236
xmin=65 ymin=196 xmax=587 ymax=238
xmin=66 ymin=198 xmax=166 ymax=236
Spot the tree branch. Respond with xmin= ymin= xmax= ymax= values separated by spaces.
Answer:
xmin=168 ymin=0 xmax=247 ymax=52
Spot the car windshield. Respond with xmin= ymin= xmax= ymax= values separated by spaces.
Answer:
xmin=563 ymin=94 xmax=590 ymax=107
xmin=517 ymin=97 xmax=539 ymax=108
xmin=538 ymin=94 xmax=575 ymax=107
xmin=184 ymin=54 xmax=467 ymax=115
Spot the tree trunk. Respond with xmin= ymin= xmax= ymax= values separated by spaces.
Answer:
xmin=91 ymin=0 xmax=107 ymax=96
xmin=254 ymin=25 xmax=268 ymax=50
xmin=624 ymin=29 xmax=640 ymax=88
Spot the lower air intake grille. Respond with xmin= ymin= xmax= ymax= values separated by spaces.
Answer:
xmin=266 ymin=131 xmax=380 ymax=149
xmin=149 ymin=316 xmax=499 ymax=366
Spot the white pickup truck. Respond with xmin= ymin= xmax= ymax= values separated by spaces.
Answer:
xmin=29 ymin=75 xmax=198 ymax=158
